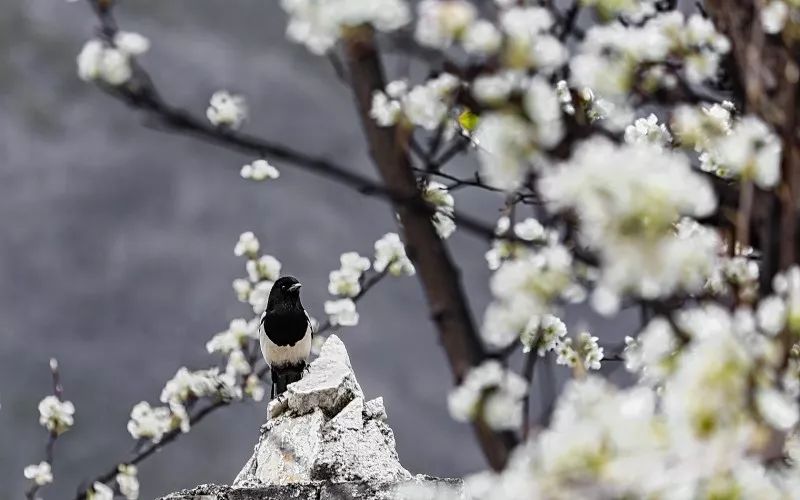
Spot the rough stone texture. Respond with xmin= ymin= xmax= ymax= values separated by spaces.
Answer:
xmin=159 ymin=477 xmax=463 ymax=500
xmin=235 ymin=335 xmax=411 ymax=489
xmin=162 ymin=336 xmax=463 ymax=499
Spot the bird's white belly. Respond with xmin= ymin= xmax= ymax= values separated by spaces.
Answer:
xmin=260 ymin=325 xmax=311 ymax=368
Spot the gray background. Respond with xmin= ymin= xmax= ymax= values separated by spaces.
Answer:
xmin=1 ymin=1 xmax=631 ymax=498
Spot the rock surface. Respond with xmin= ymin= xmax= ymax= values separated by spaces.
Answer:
xmin=235 ymin=335 xmax=412 ymax=486
xmin=161 ymin=336 xmax=460 ymax=499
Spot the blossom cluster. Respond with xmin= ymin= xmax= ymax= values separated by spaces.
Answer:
xmin=281 ymin=0 xmax=410 ymax=54
xmin=370 ymin=73 xmax=460 ymax=130
xmin=672 ymin=103 xmax=783 ymax=189
xmin=77 ymin=31 xmax=149 ymax=86
xmin=323 ymin=233 xmax=414 ymax=329
xmin=448 ymin=360 xmax=528 ymax=431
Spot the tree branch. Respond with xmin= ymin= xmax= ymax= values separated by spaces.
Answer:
xmin=341 ymin=27 xmax=517 ymax=470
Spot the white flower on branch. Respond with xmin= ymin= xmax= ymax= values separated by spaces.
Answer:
xmin=23 ymin=461 xmax=53 ymax=486
xmin=580 ymin=0 xmax=657 ymax=22
xmin=371 ymin=74 xmax=458 ymax=130
xmin=206 ymin=318 xmax=258 ymax=355
xmin=246 ymin=255 xmax=282 ymax=283
xmin=113 ymin=31 xmax=151 ymax=56
xmin=225 ymin=350 xmax=252 ymax=377
xmin=88 ymin=481 xmax=114 ymax=500
xmin=244 ymin=374 xmax=266 ymax=402
xmin=422 ymin=181 xmax=456 ymax=239
xmin=77 ymin=39 xmax=137 ymax=86
xmin=520 ymin=313 xmax=568 ymax=355
xmin=160 ymin=367 xmax=239 ymax=406
xmin=234 ymin=231 xmax=260 ymax=258
xmin=38 ymin=395 xmax=75 ymax=435
xmin=324 ymin=298 xmax=360 ymax=326
xmin=756 ymin=387 xmax=799 ymax=431
xmin=761 ymin=1 xmax=789 ymax=34
xmin=206 ymin=91 xmax=247 ymax=129
xmin=240 ymin=159 xmax=280 ymax=181
xmin=374 ymin=232 xmax=415 ymax=276
xmin=462 ymin=20 xmax=502 ymax=56
xmin=232 ymin=278 xmax=251 ymax=301
xmin=282 ymin=0 xmax=410 ymax=55
xmin=340 ymin=251 xmax=371 ymax=274
xmin=370 ymin=90 xmax=402 ymax=127
xmin=415 ymin=0 xmax=476 ymax=49
xmin=715 ymin=116 xmax=782 ymax=189
xmin=624 ymin=317 xmax=678 ymax=384
xmin=248 ymin=281 xmax=273 ymax=314
xmin=624 ymin=114 xmax=672 ymax=148
xmin=541 ymin=139 xmax=719 ymax=306
xmin=127 ymin=401 xmax=172 ymax=443
xmin=328 ymin=268 xmax=361 ymax=297
xmin=116 ymin=464 xmax=140 ymax=500
xmin=757 ymin=295 xmax=787 ymax=337
xmin=448 ymin=360 xmax=528 ymax=431
xmin=500 ymin=7 xmax=567 ymax=72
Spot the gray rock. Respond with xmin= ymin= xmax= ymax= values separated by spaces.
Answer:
xmin=159 ymin=478 xmax=462 ymax=500
xmin=164 ymin=336 xmax=462 ymax=500
xmin=235 ymin=335 xmax=411 ymax=487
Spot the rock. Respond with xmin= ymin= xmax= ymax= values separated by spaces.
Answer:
xmin=160 ymin=477 xmax=463 ymax=500
xmin=235 ymin=335 xmax=411 ymax=487
xmin=163 ymin=336 xmax=462 ymax=500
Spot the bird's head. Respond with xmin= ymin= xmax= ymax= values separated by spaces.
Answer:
xmin=267 ymin=276 xmax=303 ymax=309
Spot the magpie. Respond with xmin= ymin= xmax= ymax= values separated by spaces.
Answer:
xmin=259 ymin=276 xmax=312 ymax=399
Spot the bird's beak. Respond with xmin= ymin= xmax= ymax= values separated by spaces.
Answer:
xmin=288 ymin=283 xmax=302 ymax=292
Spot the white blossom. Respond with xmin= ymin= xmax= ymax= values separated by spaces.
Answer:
xmin=473 ymin=112 xmax=535 ymax=191
xmin=127 ymin=401 xmax=172 ymax=443
xmin=540 ymin=139 xmax=718 ymax=303
xmin=370 ymin=91 xmax=402 ymax=127
xmin=24 ymin=461 xmax=53 ymax=486
xmin=38 ymin=395 xmax=75 ymax=434
xmin=715 ymin=116 xmax=782 ymax=188
xmin=232 ymin=278 xmax=251 ymax=301
xmin=757 ymin=295 xmax=787 ymax=336
xmin=244 ymin=374 xmax=266 ymax=402
xmin=324 ymin=298 xmax=359 ymax=326
xmin=373 ymin=232 xmax=415 ymax=276
xmin=340 ymin=251 xmax=371 ymax=274
xmin=756 ymin=387 xmax=799 ymax=431
xmin=448 ymin=360 xmax=528 ymax=430
xmin=246 ymin=255 xmax=282 ymax=282
xmin=88 ymin=482 xmax=114 ymax=500
xmin=116 ymin=464 xmax=140 ymax=500
xmin=520 ymin=313 xmax=568 ymax=355
xmin=248 ymin=280 xmax=273 ymax=314
xmin=160 ymin=367 xmax=239 ymax=406
xmin=234 ymin=231 xmax=260 ymax=258
xmin=328 ymin=268 xmax=361 ymax=297
xmin=77 ymin=39 xmax=136 ymax=85
xmin=422 ymin=181 xmax=456 ymax=239
xmin=415 ymin=0 xmax=476 ymax=49
xmin=761 ymin=1 xmax=789 ymax=34
xmin=513 ymin=218 xmax=546 ymax=242
xmin=206 ymin=318 xmax=255 ymax=354
xmin=113 ymin=31 xmax=150 ymax=56
xmin=462 ymin=20 xmax=502 ymax=56
xmin=471 ymin=73 xmax=515 ymax=104
xmin=282 ymin=0 xmax=410 ymax=54
xmin=206 ymin=91 xmax=247 ymax=129
xmin=624 ymin=114 xmax=672 ymax=148
xmin=240 ymin=159 xmax=280 ymax=181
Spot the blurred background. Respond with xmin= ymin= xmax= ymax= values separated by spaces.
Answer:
xmin=1 ymin=1 xmax=632 ymax=497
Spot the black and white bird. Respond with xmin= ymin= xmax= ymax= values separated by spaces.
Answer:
xmin=259 ymin=276 xmax=313 ymax=399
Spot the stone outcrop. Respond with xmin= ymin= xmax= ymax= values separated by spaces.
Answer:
xmin=159 ymin=335 xmax=462 ymax=500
